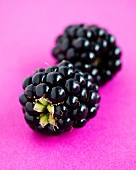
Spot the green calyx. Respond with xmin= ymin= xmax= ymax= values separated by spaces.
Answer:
xmin=34 ymin=98 xmax=54 ymax=113
xmin=93 ymin=57 xmax=102 ymax=67
xmin=48 ymin=114 xmax=56 ymax=126
xmin=47 ymin=104 xmax=54 ymax=114
xmin=39 ymin=114 xmax=49 ymax=128
xmin=39 ymin=113 xmax=56 ymax=128
xmin=39 ymin=97 xmax=48 ymax=106
xmin=34 ymin=97 xmax=55 ymax=128
xmin=34 ymin=102 xmax=45 ymax=112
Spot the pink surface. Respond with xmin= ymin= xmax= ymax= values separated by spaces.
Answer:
xmin=0 ymin=0 xmax=136 ymax=169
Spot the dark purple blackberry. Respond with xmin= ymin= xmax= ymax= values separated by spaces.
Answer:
xmin=19 ymin=61 xmax=100 ymax=135
xmin=34 ymin=68 xmax=45 ymax=74
xmin=22 ymin=76 xmax=32 ymax=90
xmin=52 ymin=24 xmax=122 ymax=85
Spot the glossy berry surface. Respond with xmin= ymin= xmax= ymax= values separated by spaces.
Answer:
xmin=50 ymin=86 xmax=66 ymax=103
xmin=22 ymin=76 xmax=32 ymax=89
xmin=52 ymin=24 xmax=122 ymax=85
xmin=19 ymin=61 xmax=100 ymax=135
xmin=35 ymin=83 xmax=50 ymax=98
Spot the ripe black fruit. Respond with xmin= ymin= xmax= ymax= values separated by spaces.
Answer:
xmin=52 ymin=24 xmax=122 ymax=85
xmin=19 ymin=61 xmax=100 ymax=135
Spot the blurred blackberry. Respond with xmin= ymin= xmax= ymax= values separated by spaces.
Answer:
xmin=52 ymin=24 xmax=122 ymax=85
xmin=19 ymin=61 xmax=100 ymax=136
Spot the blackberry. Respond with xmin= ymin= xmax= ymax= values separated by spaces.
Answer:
xmin=19 ymin=61 xmax=100 ymax=136
xmin=52 ymin=24 xmax=122 ymax=85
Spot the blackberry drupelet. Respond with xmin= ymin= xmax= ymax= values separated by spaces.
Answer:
xmin=52 ymin=24 xmax=122 ymax=85
xmin=19 ymin=61 xmax=100 ymax=136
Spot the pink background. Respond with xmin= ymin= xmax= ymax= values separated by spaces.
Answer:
xmin=0 ymin=0 xmax=136 ymax=169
